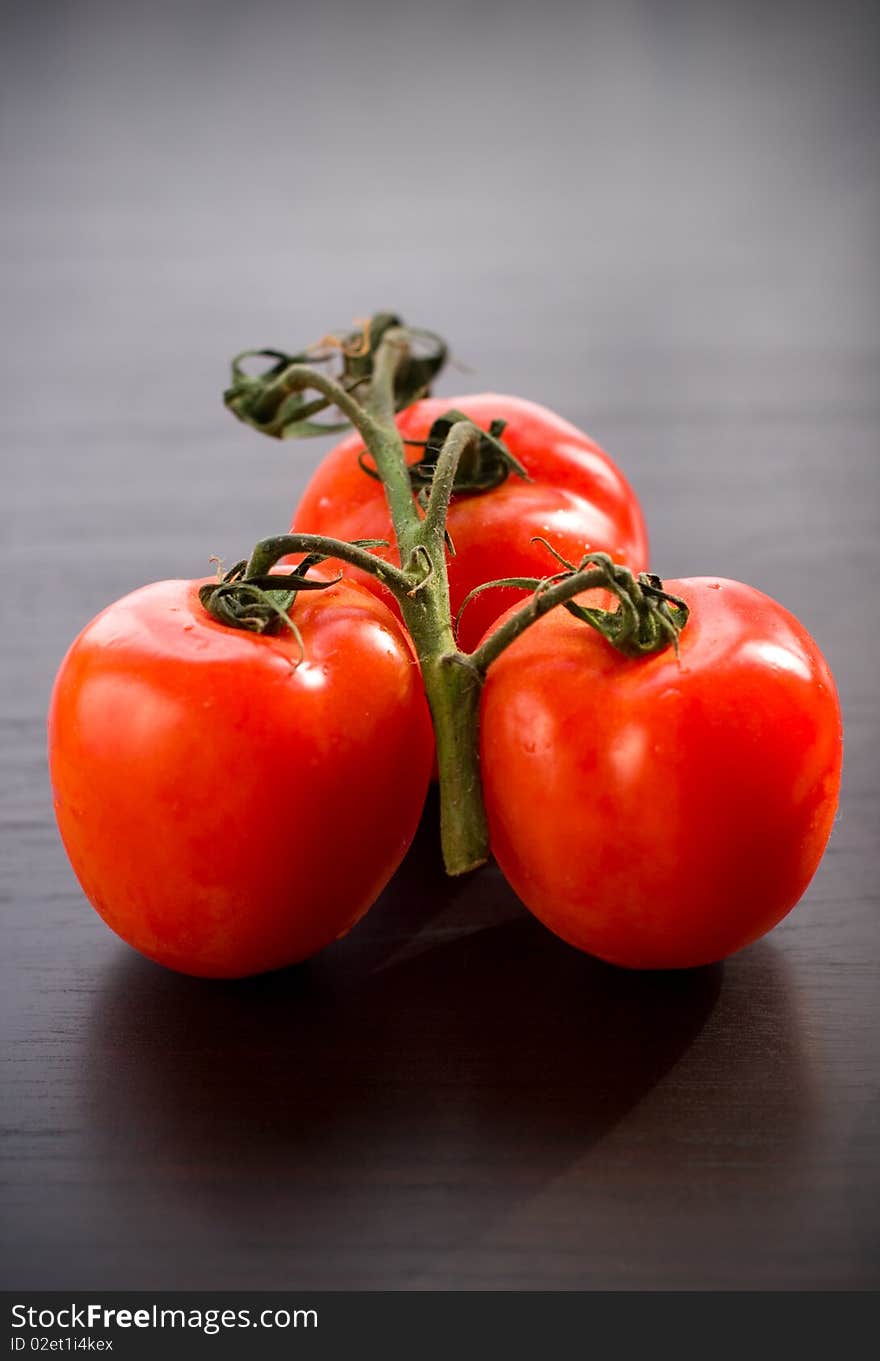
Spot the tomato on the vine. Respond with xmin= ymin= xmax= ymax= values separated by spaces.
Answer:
xmin=479 ymin=577 xmax=842 ymax=969
xmin=293 ymin=394 xmax=649 ymax=652
xmin=48 ymin=576 xmax=433 ymax=978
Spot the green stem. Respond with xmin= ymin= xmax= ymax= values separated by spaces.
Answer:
xmin=354 ymin=364 xmax=490 ymax=873
xmin=360 ymin=402 xmax=489 ymax=874
xmin=420 ymin=654 xmax=488 ymax=874
xmin=363 ymin=329 xmax=424 ymax=558
xmin=396 ymin=586 xmax=488 ymax=877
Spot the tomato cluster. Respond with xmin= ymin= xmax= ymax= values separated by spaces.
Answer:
xmin=49 ymin=345 xmax=843 ymax=979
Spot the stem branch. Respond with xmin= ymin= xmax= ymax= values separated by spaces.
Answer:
xmin=422 ymin=422 xmax=481 ymax=547
xmin=255 ymin=364 xmax=377 ymax=440
xmin=469 ymin=554 xmax=688 ymax=673
xmin=244 ymin=533 xmax=413 ymax=597
xmin=470 ymin=563 xmax=616 ymax=675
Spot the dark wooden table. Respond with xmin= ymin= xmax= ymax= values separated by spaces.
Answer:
xmin=2 ymin=0 xmax=878 ymax=1290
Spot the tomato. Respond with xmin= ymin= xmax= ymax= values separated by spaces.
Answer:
xmin=294 ymin=394 xmax=649 ymax=652
xmin=479 ymin=578 xmax=842 ymax=969
xmin=48 ymin=576 xmax=433 ymax=978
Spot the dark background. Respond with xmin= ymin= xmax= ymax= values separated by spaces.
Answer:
xmin=2 ymin=0 xmax=878 ymax=1289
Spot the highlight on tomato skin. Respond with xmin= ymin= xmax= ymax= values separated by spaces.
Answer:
xmin=47 ymin=575 xmax=434 ymax=979
xmin=292 ymin=392 xmax=650 ymax=653
xmin=478 ymin=577 xmax=843 ymax=971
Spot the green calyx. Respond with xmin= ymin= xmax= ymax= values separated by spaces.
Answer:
xmin=570 ymin=566 xmax=689 ymax=656
xmin=198 ymin=538 xmax=394 ymax=651
xmin=358 ymin=409 xmax=531 ymax=505
xmin=198 ymin=554 xmax=332 ymax=655
xmin=223 ymin=312 xmax=448 ymax=439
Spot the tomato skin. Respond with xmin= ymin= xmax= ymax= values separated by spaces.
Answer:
xmin=479 ymin=578 xmax=843 ymax=970
xmin=48 ymin=577 xmax=433 ymax=978
xmin=294 ymin=393 xmax=649 ymax=652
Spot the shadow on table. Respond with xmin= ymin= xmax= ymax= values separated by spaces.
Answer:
xmin=81 ymin=804 xmax=812 ymax=1280
xmin=87 ymin=910 xmax=723 ymax=1156
xmin=84 ymin=848 xmax=713 ymax=1161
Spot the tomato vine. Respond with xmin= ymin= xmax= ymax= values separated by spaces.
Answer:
xmin=215 ymin=314 xmax=688 ymax=875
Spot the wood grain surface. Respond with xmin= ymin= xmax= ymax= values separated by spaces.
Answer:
xmin=2 ymin=0 xmax=878 ymax=1290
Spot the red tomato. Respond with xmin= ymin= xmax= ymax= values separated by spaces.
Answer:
xmin=479 ymin=578 xmax=843 ymax=969
xmin=294 ymin=394 xmax=648 ymax=652
xmin=48 ymin=577 xmax=433 ymax=978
